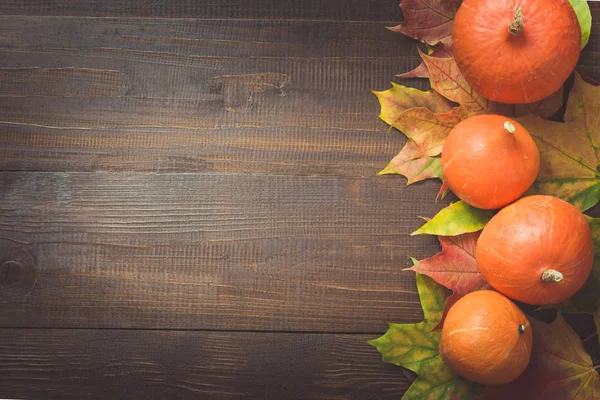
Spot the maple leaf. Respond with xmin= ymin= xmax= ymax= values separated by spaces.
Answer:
xmin=393 ymin=105 xmax=467 ymax=159
xmin=411 ymin=201 xmax=493 ymax=236
xmin=388 ymin=0 xmax=461 ymax=47
xmin=398 ymin=45 xmax=453 ymax=80
xmin=406 ymin=231 xmax=491 ymax=330
xmin=379 ymin=139 xmax=442 ymax=184
xmin=420 ymin=50 xmax=491 ymax=116
xmin=478 ymin=313 xmax=600 ymax=400
xmin=373 ymin=83 xmax=454 ymax=128
xmin=517 ymin=73 xmax=600 ymax=212
xmin=369 ymin=273 xmax=480 ymax=399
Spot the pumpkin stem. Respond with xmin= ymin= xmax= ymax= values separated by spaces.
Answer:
xmin=503 ymin=121 xmax=516 ymax=134
xmin=508 ymin=7 xmax=524 ymax=35
xmin=518 ymin=324 xmax=526 ymax=334
xmin=541 ymin=269 xmax=564 ymax=283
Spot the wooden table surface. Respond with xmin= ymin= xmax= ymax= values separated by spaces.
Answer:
xmin=0 ymin=1 xmax=598 ymax=399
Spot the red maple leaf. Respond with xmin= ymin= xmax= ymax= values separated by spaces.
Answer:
xmin=389 ymin=0 xmax=462 ymax=47
xmin=406 ymin=231 xmax=490 ymax=329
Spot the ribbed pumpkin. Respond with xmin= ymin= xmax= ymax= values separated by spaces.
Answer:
xmin=440 ymin=290 xmax=532 ymax=385
xmin=476 ymin=195 xmax=594 ymax=305
xmin=452 ymin=0 xmax=581 ymax=104
xmin=441 ymin=114 xmax=539 ymax=210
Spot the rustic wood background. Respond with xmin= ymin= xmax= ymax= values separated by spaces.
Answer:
xmin=0 ymin=1 xmax=598 ymax=398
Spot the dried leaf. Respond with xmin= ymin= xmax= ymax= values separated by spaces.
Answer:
xmin=411 ymin=201 xmax=493 ymax=236
xmin=378 ymin=140 xmax=442 ymax=184
xmin=398 ymin=45 xmax=453 ymax=80
xmin=373 ymin=83 xmax=454 ymax=128
xmin=397 ymin=61 xmax=430 ymax=80
xmin=517 ymin=73 xmax=600 ymax=211
xmin=369 ymin=274 xmax=480 ymax=400
xmin=479 ymin=314 xmax=600 ymax=400
xmin=420 ymin=50 xmax=491 ymax=116
xmin=389 ymin=0 xmax=461 ymax=47
xmin=394 ymin=105 xmax=467 ymax=158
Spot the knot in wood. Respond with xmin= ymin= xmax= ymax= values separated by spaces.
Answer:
xmin=0 ymin=240 xmax=38 ymax=302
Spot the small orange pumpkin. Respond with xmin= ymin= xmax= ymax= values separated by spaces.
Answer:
xmin=452 ymin=0 xmax=580 ymax=104
xmin=441 ymin=114 xmax=539 ymax=210
xmin=476 ymin=195 xmax=594 ymax=305
xmin=440 ymin=290 xmax=532 ymax=385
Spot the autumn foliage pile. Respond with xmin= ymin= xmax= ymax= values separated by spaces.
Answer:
xmin=369 ymin=0 xmax=600 ymax=398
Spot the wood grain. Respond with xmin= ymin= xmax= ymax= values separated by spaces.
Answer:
xmin=0 ymin=328 xmax=409 ymax=399
xmin=0 ymin=67 xmax=129 ymax=98
xmin=0 ymin=15 xmax=423 ymax=174
xmin=0 ymin=171 xmax=442 ymax=331
xmin=1 ymin=1 xmax=598 ymax=398
xmin=0 ymin=0 xmax=403 ymax=20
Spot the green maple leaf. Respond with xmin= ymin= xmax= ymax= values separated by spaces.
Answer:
xmin=517 ymin=73 xmax=600 ymax=212
xmin=369 ymin=274 xmax=480 ymax=399
xmin=411 ymin=201 xmax=493 ymax=236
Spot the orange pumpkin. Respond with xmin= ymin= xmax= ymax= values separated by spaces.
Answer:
xmin=440 ymin=290 xmax=532 ymax=385
xmin=476 ymin=195 xmax=594 ymax=305
xmin=441 ymin=114 xmax=539 ymax=210
xmin=452 ymin=0 xmax=580 ymax=104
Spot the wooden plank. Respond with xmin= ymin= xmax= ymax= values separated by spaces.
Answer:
xmin=0 ymin=0 xmax=402 ymax=20
xmin=0 ymin=16 xmax=410 ymax=59
xmin=0 ymin=328 xmax=408 ymax=399
xmin=0 ymin=171 xmax=442 ymax=331
xmin=0 ymin=15 xmax=423 ymax=174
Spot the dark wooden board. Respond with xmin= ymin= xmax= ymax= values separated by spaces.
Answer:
xmin=0 ymin=0 xmax=402 ymax=20
xmin=0 ymin=15 xmax=420 ymax=174
xmin=0 ymin=329 xmax=408 ymax=399
xmin=1 ymin=0 xmax=600 ymax=399
xmin=0 ymin=0 xmax=447 ymax=333
xmin=0 ymin=171 xmax=441 ymax=331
